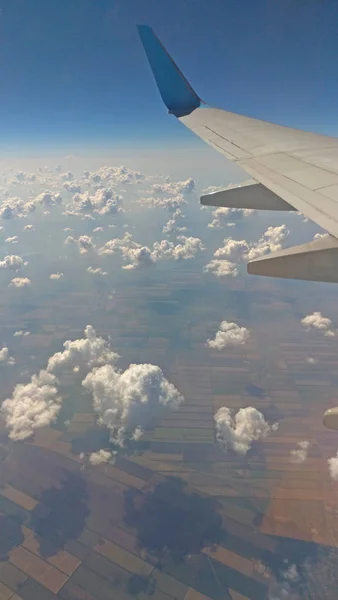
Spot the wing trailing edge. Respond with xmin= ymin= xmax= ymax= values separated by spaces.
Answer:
xmin=247 ymin=235 xmax=338 ymax=283
xmin=201 ymin=182 xmax=295 ymax=211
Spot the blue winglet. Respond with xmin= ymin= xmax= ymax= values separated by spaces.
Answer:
xmin=137 ymin=25 xmax=201 ymax=117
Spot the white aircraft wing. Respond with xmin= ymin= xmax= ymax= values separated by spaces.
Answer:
xmin=138 ymin=25 xmax=338 ymax=283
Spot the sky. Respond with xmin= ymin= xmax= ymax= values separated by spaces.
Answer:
xmin=0 ymin=0 xmax=337 ymax=152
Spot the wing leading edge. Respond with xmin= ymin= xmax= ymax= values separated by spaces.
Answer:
xmin=138 ymin=25 xmax=338 ymax=283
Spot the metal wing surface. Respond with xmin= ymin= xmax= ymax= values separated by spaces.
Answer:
xmin=138 ymin=25 xmax=338 ymax=282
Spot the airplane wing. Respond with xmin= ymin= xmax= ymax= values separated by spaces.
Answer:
xmin=138 ymin=25 xmax=338 ymax=283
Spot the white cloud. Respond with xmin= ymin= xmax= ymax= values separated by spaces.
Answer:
xmin=204 ymin=259 xmax=238 ymax=277
xmin=46 ymin=325 xmax=119 ymax=374
xmin=207 ymin=321 xmax=250 ymax=350
xmin=151 ymin=177 xmax=195 ymax=195
xmin=87 ymin=266 xmax=107 ymax=276
xmin=72 ymin=188 xmax=123 ymax=215
xmin=49 ymin=272 xmax=63 ymax=280
xmin=89 ymin=449 xmax=112 ymax=465
xmin=23 ymin=224 xmax=34 ymax=231
xmin=328 ymin=452 xmax=338 ymax=480
xmin=121 ymin=246 xmax=156 ymax=270
xmin=2 ymin=370 xmax=61 ymax=441
xmin=215 ymin=406 xmax=278 ymax=455
xmin=301 ymin=311 xmax=335 ymax=337
xmin=93 ymin=227 xmax=104 ymax=233
xmin=35 ymin=191 xmax=62 ymax=207
xmin=14 ymin=330 xmax=30 ymax=337
xmin=138 ymin=195 xmax=187 ymax=212
xmin=10 ymin=277 xmax=31 ymax=288
xmin=83 ymin=165 xmax=145 ymax=187
xmin=246 ymin=225 xmax=289 ymax=260
xmin=0 ymin=347 xmax=15 ymax=365
xmin=0 ymin=255 xmax=25 ymax=271
xmin=162 ymin=211 xmax=187 ymax=235
xmin=65 ymin=235 xmax=75 ymax=245
xmin=214 ymin=238 xmax=249 ymax=261
xmin=83 ymin=362 xmax=184 ymax=446
xmin=78 ymin=235 xmax=94 ymax=254
xmin=152 ymin=236 xmax=205 ymax=261
xmin=5 ymin=236 xmax=18 ymax=244
xmin=290 ymin=440 xmax=310 ymax=464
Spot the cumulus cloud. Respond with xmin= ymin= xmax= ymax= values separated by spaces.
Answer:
xmin=328 ymin=453 xmax=338 ymax=480
xmin=246 ymin=225 xmax=289 ymax=260
xmin=89 ymin=449 xmax=113 ymax=465
xmin=162 ymin=210 xmax=187 ymax=235
xmin=214 ymin=238 xmax=249 ymax=262
xmin=2 ymin=370 xmax=61 ymax=441
xmin=23 ymin=224 xmax=34 ymax=231
xmin=46 ymin=325 xmax=119 ymax=374
xmin=78 ymin=235 xmax=94 ymax=254
xmin=207 ymin=321 xmax=250 ymax=350
xmin=10 ymin=277 xmax=31 ymax=288
xmin=14 ymin=330 xmax=30 ymax=337
xmin=35 ymin=191 xmax=62 ymax=207
xmin=215 ymin=406 xmax=278 ymax=455
xmin=151 ymin=177 xmax=195 ymax=196
xmin=5 ymin=236 xmax=18 ymax=244
xmin=49 ymin=272 xmax=63 ymax=280
xmin=152 ymin=236 xmax=205 ymax=261
xmin=204 ymin=259 xmax=238 ymax=278
xmin=83 ymin=165 xmax=145 ymax=187
xmin=83 ymin=362 xmax=184 ymax=446
xmin=72 ymin=188 xmax=123 ymax=216
xmin=0 ymin=255 xmax=25 ymax=271
xmin=138 ymin=195 xmax=187 ymax=212
xmin=290 ymin=440 xmax=310 ymax=464
xmin=87 ymin=266 xmax=107 ymax=276
xmin=0 ymin=347 xmax=15 ymax=365
xmin=301 ymin=312 xmax=335 ymax=337
xmin=99 ymin=233 xmax=204 ymax=270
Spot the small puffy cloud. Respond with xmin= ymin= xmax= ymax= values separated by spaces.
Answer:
xmin=83 ymin=362 xmax=184 ymax=446
xmin=93 ymin=227 xmax=104 ymax=233
xmin=35 ymin=191 xmax=62 ymax=207
xmin=87 ymin=266 xmax=107 ymax=276
xmin=204 ymin=259 xmax=238 ymax=278
xmin=0 ymin=255 xmax=25 ymax=271
xmin=214 ymin=238 xmax=249 ymax=262
xmin=89 ymin=449 xmax=113 ymax=465
xmin=49 ymin=272 xmax=63 ymax=280
xmin=207 ymin=321 xmax=250 ymax=350
xmin=14 ymin=330 xmax=30 ymax=337
xmin=138 ymin=195 xmax=187 ymax=212
xmin=47 ymin=325 xmax=119 ymax=374
xmin=151 ymin=177 xmax=195 ymax=195
xmin=122 ymin=246 xmax=155 ymax=270
xmin=290 ymin=440 xmax=310 ymax=464
xmin=153 ymin=236 xmax=205 ymax=261
xmin=72 ymin=188 xmax=123 ymax=215
xmin=23 ymin=224 xmax=34 ymax=231
xmin=5 ymin=236 xmax=18 ymax=244
xmin=83 ymin=165 xmax=145 ymax=187
xmin=10 ymin=277 xmax=31 ymax=288
xmin=314 ymin=232 xmax=329 ymax=240
xmin=215 ymin=406 xmax=278 ymax=455
xmin=78 ymin=235 xmax=94 ymax=254
xmin=301 ymin=312 xmax=335 ymax=337
xmin=65 ymin=235 xmax=75 ymax=245
xmin=328 ymin=453 xmax=338 ymax=480
xmin=2 ymin=370 xmax=61 ymax=441
xmin=0 ymin=347 xmax=15 ymax=365
xmin=246 ymin=225 xmax=289 ymax=260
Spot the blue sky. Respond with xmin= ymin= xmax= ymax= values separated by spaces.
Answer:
xmin=0 ymin=0 xmax=338 ymax=150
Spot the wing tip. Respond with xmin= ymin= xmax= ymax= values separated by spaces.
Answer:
xmin=137 ymin=24 xmax=201 ymax=117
